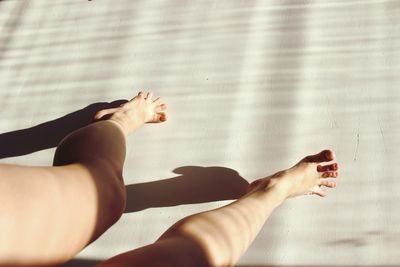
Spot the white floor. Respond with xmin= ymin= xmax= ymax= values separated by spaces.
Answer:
xmin=1 ymin=0 xmax=399 ymax=266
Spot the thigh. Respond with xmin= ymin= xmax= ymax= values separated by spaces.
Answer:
xmin=0 ymin=163 xmax=98 ymax=266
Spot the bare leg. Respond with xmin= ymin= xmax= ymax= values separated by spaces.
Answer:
xmin=98 ymin=150 xmax=339 ymax=267
xmin=0 ymin=91 xmax=167 ymax=266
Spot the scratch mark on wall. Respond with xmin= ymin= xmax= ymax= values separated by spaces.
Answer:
xmin=353 ymin=125 xmax=360 ymax=161
xmin=377 ymin=116 xmax=387 ymax=154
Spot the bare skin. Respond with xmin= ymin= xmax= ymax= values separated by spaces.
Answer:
xmin=94 ymin=91 xmax=167 ymax=135
xmin=97 ymin=150 xmax=339 ymax=267
xmin=0 ymin=91 xmax=167 ymax=266
xmin=1 ymin=91 xmax=339 ymax=267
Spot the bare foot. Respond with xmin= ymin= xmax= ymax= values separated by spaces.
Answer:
xmin=248 ymin=150 xmax=339 ymax=198
xmin=94 ymin=91 xmax=167 ymax=135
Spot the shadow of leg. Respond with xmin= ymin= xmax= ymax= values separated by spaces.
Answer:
xmin=0 ymin=100 xmax=127 ymax=159
xmin=124 ymin=166 xmax=249 ymax=213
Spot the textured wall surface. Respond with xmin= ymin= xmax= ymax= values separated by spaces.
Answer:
xmin=1 ymin=0 xmax=399 ymax=266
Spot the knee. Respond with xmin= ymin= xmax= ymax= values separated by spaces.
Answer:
xmin=98 ymin=170 xmax=127 ymax=226
xmin=78 ymin=161 xmax=126 ymax=232
xmin=110 ymin=177 xmax=127 ymax=222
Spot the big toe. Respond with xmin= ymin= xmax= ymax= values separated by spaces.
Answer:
xmin=303 ymin=149 xmax=335 ymax=163
xmin=149 ymin=112 xmax=167 ymax=123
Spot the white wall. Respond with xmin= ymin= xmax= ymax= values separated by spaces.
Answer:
xmin=1 ymin=0 xmax=399 ymax=266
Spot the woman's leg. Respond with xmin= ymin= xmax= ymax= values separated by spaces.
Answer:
xmin=0 ymin=91 xmax=167 ymax=266
xmin=97 ymin=150 xmax=339 ymax=267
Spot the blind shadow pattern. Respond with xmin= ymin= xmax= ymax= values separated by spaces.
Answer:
xmin=1 ymin=0 xmax=400 ymax=266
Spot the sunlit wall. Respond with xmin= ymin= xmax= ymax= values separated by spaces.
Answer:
xmin=1 ymin=0 xmax=399 ymax=266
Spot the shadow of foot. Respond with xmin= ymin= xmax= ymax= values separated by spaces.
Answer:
xmin=124 ymin=166 xmax=250 ymax=213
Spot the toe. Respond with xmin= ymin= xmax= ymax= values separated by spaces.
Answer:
xmin=155 ymin=103 xmax=167 ymax=112
xmin=304 ymin=149 xmax=335 ymax=163
xmin=311 ymin=186 xmax=327 ymax=197
xmin=159 ymin=112 xmax=167 ymax=122
xmin=321 ymin=171 xmax=339 ymax=178
xmin=149 ymin=112 xmax=167 ymax=123
xmin=317 ymin=163 xmax=338 ymax=172
xmin=318 ymin=179 xmax=336 ymax=188
xmin=137 ymin=91 xmax=145 ymax=99
xmin=146 ymin=91 xmax=153 ymax=100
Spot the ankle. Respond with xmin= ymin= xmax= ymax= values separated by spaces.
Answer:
xmin=108 ymin=112 xmax=144 ymax=136
xmin=253 ymin=174 xmax=291 ymax=203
